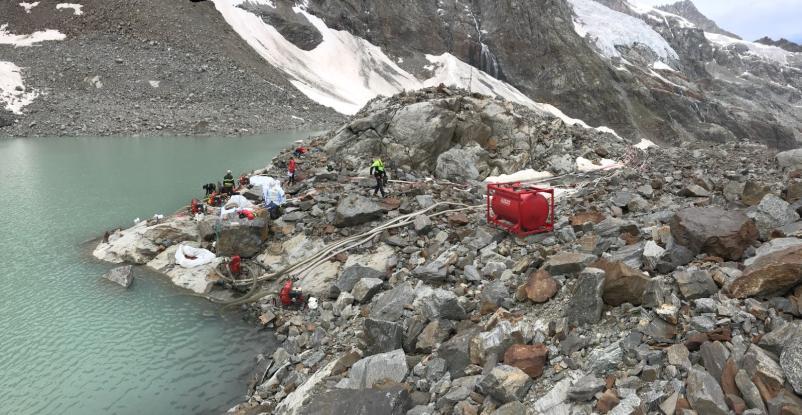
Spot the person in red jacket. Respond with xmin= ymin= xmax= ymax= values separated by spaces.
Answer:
xmin=288 ymin=156 xmax=297 ymax=185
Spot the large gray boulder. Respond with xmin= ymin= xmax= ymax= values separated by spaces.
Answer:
xmin=780 ymin=338 xmax=802 ymax=395
xmin=384 ymin=101 xmax=458 ymax=167
xmin=440 ymin=327 xmax=479 ymax=377
xmin=686 ymin=367 xmax=728 ymax=415
xmin=102 ymin=265 xmax=133 ymax=288
xmin=565 ymin=267 xmax=605 ymax=325
xmin=298 ymin=385 xmax=413 ymax=415
xmin=670 ymin=207 xmax=758 ymax=260
xmin=363 ymin=318 xmax=405 ymax=356
xmin=216 ymin=218 xmax=269 ymax=257
xmin=329 ymin=265 xmax=385 ymax=299
xmin=747 ymin=194 xmax=800 ymax=239
xmin=369 ymin=282 xmax=415 ymax=321
xmin=337 ymin=349 xmax=409 ymax=389
xmin=334 ymin=195 xmax=385 ymax=227
xmin=776 ymin=148 xmax=802 ymax=170
xmin=675 ymin=268 xmax=718 ymax=300
xmin=477 ymin=365 xmax=533 ymax=403
xmin=435 ymin=144 xmax=487 ymax=181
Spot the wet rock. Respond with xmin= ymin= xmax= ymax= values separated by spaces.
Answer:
xmin=592 ymin=259 xmax=650 ymax=306
xmin=337 ymin=349 xmax=408 ymax=389
xmin=543 ymin=252 xmax=596 ymax=276
xmin=746 ymin=194 xmax=800 ymax=239
xmin=364 ymin=318 xmax=404 ymax=356
xmin=351 ymin=277 xmax=383 ymax=303
xmin=565 ymin=267 xmax=605 ymax=325
xmin=670 ymin=207 xmax=758 ymax=260
xmin=502 ymin=343 xmax=548 ymax=379
xmin=216 ymin=218 xmax=269 ymax=257
xmin=102 ymin=265 xmax=133 ymax=288
xmin=728 ymin=244 xmax=802 ymax=298
xmin=330 ymin=264 xmax=385 ymax=299
xmin=516 ymin=269 xmax=558 ymax=303
xmin=477 ymin=365 xmax=533 ymax=404
xmin=675 ymin=269 xmax=718 ymax=300
xmin=780 ymin=338 xmax=802 ymax=395
xmin=567 ymin=375 xmax=605 ymax=402
xmin=370 ymin=282 xmax=414 ymax=321
xmin=299 ymin=384 xmax=413 ymax=415
xmin=334 ymin=195 xmax=384 ymax=227
xmin=687 ymin=367 xmax=729 ymax=415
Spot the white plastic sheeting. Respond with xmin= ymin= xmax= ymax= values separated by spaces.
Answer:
xmin=263 ymin=181 xmax=286 ymax=206
xmin=249 ymin=175 xmax=279 ymax=189
xmin=220 ymin=194 xmax=254 ymax=218
xmin=175 ymin=245 xmax=216 ymax=268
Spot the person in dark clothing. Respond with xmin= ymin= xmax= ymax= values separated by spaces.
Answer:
xmin=222 ymin=169 xmax=236 ymax=195
xmin=370 ymin=158 xmax=387 ymax=197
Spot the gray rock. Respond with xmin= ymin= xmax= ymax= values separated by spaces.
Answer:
xmin=588 ymin=340 xmax=624 ymax=375
xmin=780 ymin=337 xmax=802 ymax=395
xmin=760 ymin=321 xmax=802 ymax=355
xmin=479 ymin=280 xmax=508 ymax=312
xmin=679 ymin=184 xmax=711 ymax=197
xmin=417 ymin=288 xmax=466 ymax=320
xmin=412 ymin=261 xmax=449 ymax=283
xmin=686 ymin=367 xmax=728 ymax=415
xmin=675 ymin=269 xmax=718 ymax=300
xmin=493 ymin=401 xmax=528 ymax=415
xmin=776 ymin=148 xmax=802 ymax=170
xmin=543 ymin=252 xmax=597 ymax=276
xmin=565 ymin=267 xmax=605 ymax=326
xmin=299 ymin=385 xmax=413 ymax=415
xmin=700 ymin=341 xmax=730 ymax=381
xmin=416 ymin=319 xmax=455 ymax=353
xmin=690 ymin=315 xmax=717 ymax=333
xmin=735 ymin=369 xmax=768 ymax=413
xmin=747 ymin=194 xmax=801 ymax=239
xmin=364 ymin=318 xmax=405 ymax=356
xmin=102 ymin=265 xmax=133 ymax=288
xmin=415 ymin=195 xmax=435 ymax=209
xmin=337 ymin=349 xmax=409 ymax=389
xmin=743 ymin=344 xmax=786 ymax=396
xmin=413 ymin=215 xmax=433 ymax=234
xmin=330 ymin=264 xmax=385 ymax=299
xmin=216 ymin=218 xmax=268 ymax=257
xmin=670 ymin=207 xmax=759 ymax=260
xmin=607 ymin=241 xmax=645 ymax=269
xmin=477 ymin=364 xmax=533 ymax=403
xmin=642 ymin=241 xmax=666 ymax=272
xmin=351 ymin=277 xmax=383 ymax=303
xmin=666 ymin=344 xmax=692 ymax=370
xmin=567 ymin=375 xmax=605 ymax=401
xmin=436 ymin=375 xmax=481 ymax=409
xmin=440 ymin=327 xmax=479 ymax=377
xmin=334 ymin=195 xmax=384 ymax=227
xmin=406 ymin=405 xmax=434 ymax=415
xmin=370 ymin=282 xmax=415 ymax=321
xmin=435 ymin=145 xmax=486 ymax=181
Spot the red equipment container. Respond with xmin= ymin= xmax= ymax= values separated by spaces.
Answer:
xmin=229 ymin=255 xmax=241 ymax=275
xmin=486 ymin=182 xmax=555 ymax=236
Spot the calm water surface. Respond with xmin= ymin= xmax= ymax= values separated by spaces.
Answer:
xmin=0 ymin=132 xmax=315 ymax=414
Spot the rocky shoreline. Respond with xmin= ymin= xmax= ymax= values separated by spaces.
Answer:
xmin=94 ymin=88 xmax=802 ymax=415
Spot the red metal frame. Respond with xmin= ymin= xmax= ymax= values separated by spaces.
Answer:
xmin=486 ymin=182 xmax=555 ymax=236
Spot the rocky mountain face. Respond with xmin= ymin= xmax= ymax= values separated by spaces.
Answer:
xmin=756 ymin=37 xmax=802 ymax=53
xmin=233 ymin=0 xmax=802 ymax=149
xmin=656 ymin=0 xmax=741 ymax=39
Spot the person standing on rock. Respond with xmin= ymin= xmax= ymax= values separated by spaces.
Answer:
xmin=288 ymin=157 xmax=297 ymax=186
xmin=222 ymin=170 xmax=236 ymax=196
xmin=370 ymin=158 xmax=387 ymax=197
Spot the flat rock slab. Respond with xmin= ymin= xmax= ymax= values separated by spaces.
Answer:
xmin=334 ymin=195 xmax=385 ymax=227
xmin=728 ymin=245 xmax=802 ymax=298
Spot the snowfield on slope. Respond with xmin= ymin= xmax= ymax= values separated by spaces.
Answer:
xmin=568 ymin=0 xmax=678 ymax=62
xmin=0 ymin=24 xmax=65 ymax=47
xmin=210 ymin=0 xmax=623 ymax=137
xmin=705 ymin=32 xmax=796 ymax=66
xmin=0 ymin=61 xmax=38 ymax=114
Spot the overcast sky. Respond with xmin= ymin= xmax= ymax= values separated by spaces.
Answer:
xmin=630 ymin=0 xmax=802 ymax=42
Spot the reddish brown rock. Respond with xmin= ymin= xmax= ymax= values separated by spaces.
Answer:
xmin=517 ymin=269 xmax=558 ymax=303
xmin=595 ymin=389 xmax=620 ymax=414
xmin=447 ymin=212 xmax=471 ymax=226
xmin=721 ymin=358 xmax=740 ymax=397
xmin=686 ymin=333 xmax=710 ymax=351
xmin=570 ymin=211 xmax=606 ymax=228
xmin=726 ymin=394 xmax=747 ymax=415
xmin=728 ymin=245 xmax=802 ymax=298
xmin=503 ymin=343 xmax=548 ymax=379
xmin=670 ymin=207 xmax=759 ymax=260
xmin=591 ymin=259 xmax=650 ymax=306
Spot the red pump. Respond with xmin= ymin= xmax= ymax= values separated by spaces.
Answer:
xmin=279 ymin=280 xmax=305 ymax=308
xmin=487 ymin=182 xmax=555 ymax=236
xmin=229 ymin=255 xmax=241 ymax=275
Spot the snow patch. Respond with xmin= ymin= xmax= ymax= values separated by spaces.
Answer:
xmin=568 ymin=0 xmax=678 ymax=61
xmin=19 ymin=2 xmax=39 ymax=13
xmin=705 ymin=32 xmax=793 ymax=66
xmin=148 ymin=80 xmax=160 ymax=88
xmin=652 ymin=61 xmax=675 ymax=72
xmin=56 ymin=3 xmax=84 ymax=15
xmin=0 ymin=61 xmax=38 ymax=114
xmin=634 ymin=138 xmax=657 ymax=150
xmin=576 ymin=156 xmax=620 ymax=172
xmin=0 ymin=24 xmax=66 ymax=47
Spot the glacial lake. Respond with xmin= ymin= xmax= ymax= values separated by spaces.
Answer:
xmin=0 ymin=132 xmax=316 ymax=414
